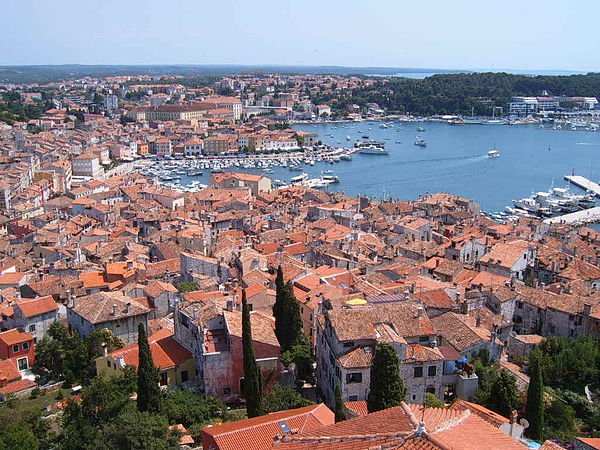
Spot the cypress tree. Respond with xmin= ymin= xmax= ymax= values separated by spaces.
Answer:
xmin=273 ymin=269 xmax=303 ymax=352
xmin=525 ymin=352 xmax=545 ymax=441
xmin=137 ymin=323 xmax=161 ymax=413
xmin=334 ymin=385 xmax=347 ymax=422
xmin=242 ymin=289 xmax=264 ymax=418
xmin=367 ymin=342 xmax=406 ymax=413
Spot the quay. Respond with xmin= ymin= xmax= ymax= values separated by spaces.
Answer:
xmin=564 ymin=175 xmax=600 ymax=197
xmin=543 ymin=206 xmax=600 ymax=225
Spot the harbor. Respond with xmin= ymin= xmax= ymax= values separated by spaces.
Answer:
xmin=564 ymin=174 xmax=600 ymax=197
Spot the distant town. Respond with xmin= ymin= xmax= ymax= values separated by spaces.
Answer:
xmin=1 ymin=71 xmax=600 ymax=449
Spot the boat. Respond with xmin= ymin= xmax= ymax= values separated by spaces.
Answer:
xmin=395 ymin=141 xmax=402 ymax=144
xmin=487 ymin=150 xmax=500 ymax=158
xmin=262 ymin=168 xmax=274 ymax=174
xmin=346 ymin=136 xmax=351 ymax=140
xmin=414 ymin=137 xmax=427 ymax=147
xmin=289 ymin=165 xmax=303 ymax=171
xmin=290 ymin=173 xmax=309 ymax=184
xmin=380 ymin=123 xmax=388 ymax=128
xmin=359 ymin=146 xmax=389 ymax=155
xmin=321 ymin=175 xmax=340 ymax=184
xmin=355 ymin=140 xmax=385 ymax=149
xmin=187 ymin=170 xmax=203 ymax=176
xmin=323 ymin=169 xmax=335 ymax=175
xmin=417 ymin=126 xmax=425 ymax=132
xmin=361 ymin=135 xmax=369 ymax=139
xmin=211 ymin=167 xmax=223 ymax=173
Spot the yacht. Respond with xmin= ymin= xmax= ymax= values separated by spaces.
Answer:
xmin=359 ymin=145 xmax=389 ymax=155
xmin=321 ymin=175 xmax=340 ymax=184
xmin=414 ymin=137 xmax=427 ymax=147
xmin=290 ymin=173 xmax=309 ymax=184
xmin=488 ymin=150 xmax=500 ymax=158
xmin=289 ymin=165 xmax=303 ymax=171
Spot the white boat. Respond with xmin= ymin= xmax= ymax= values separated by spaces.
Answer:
xmin=417 ymin=126 xmax=425 ymax=132
xmin=346 ymin=136 xmax=351 ymax=140
xmin=290 ymin=173 xmax=309 ymax=184
xmin=321 ymin=175 xmax=340 ymax=184
xmin=414 ymin=137 xmax=427 ymax=147
xmin=359 ymin=145 xmax=389 ymax=155
xmin=488 ymin=150 xmax=500 ymax=158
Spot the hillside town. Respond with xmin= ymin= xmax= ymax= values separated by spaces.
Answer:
xmin=1 ymin=72 xmax=600 ymax=449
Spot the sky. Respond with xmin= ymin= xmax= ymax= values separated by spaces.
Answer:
xmin=2 ymin=0 xmax=599 ymax=71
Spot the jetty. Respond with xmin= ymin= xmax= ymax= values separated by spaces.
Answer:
xmin=543 ymin=206 xmax=600 ymax=225
xmin=564 ymin=175 xmax=600 ymax=197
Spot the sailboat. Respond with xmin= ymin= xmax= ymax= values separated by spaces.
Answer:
xmin=488 ymin=142 xmax=500 ymax=158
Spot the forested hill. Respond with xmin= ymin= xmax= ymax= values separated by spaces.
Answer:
xmin=314 ymin=72 xmax=600 ymax=116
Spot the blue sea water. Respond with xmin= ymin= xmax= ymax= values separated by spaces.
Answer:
xmin=291 ymin=121 xmax=600 ymax=212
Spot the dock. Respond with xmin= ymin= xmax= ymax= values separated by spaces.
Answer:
xmin=543 ymin=206 xmax=600 ymax=225
xmin=564 ymin=175 xmax=600 ymax=197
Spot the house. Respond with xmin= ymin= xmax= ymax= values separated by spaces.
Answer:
xmin=507 ymin=334 xmax=544 ymax=362
xmin=211 ymin=172 xmax=271 ymax=195
xmin=12 ymin=295 xmax=59 ymax=340
xmin=430 ymin=311 xmax=503 ymax=361
xmin=0 ymin=359 xmax=37 ymax=401
xmin=316 ymin=302 xmax=478 ymax=408
xmin=96 ymin=328 xmax=195 ymax=387
xmin=479 ymin=240 xmax=536 ymax=281
xmin=0 ymin=329 xmax=35 ymax=372
xmin=201 ymin=403 xmax=334 ymax=450
xmin=67 ymin=292 xmax=151 ymax=345
xmin=174 ymin=302 xmax=281 ymax=402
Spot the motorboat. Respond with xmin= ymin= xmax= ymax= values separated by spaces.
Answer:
xmin=487 ymin=150 xmax=500 ymax=158
xmin=414 ymin=137 xmax=427 ymax=147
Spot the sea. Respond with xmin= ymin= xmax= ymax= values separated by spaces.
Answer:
xmin=291 ymin=121 xmax=600 ymax=213
xmin=172 ymin=120 xmax=600 ymax=214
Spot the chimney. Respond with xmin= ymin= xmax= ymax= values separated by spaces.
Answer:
xmin=583 ymin=303 xmax=592 ymax=316
xmin=125 ymin=302 xmax=131 ymax=314
xmin=112 ymin=304 xmax=118 ymax=316
xmin=192 ymin=306 xmax=199 ymax=319
xmin=417 ymin=305 xmax=425 ymax=318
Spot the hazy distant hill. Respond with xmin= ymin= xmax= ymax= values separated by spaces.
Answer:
xmin=0 ymin=64 xmax=468 ymax=83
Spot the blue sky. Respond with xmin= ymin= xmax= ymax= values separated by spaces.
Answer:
xmin=2 ymin=0 xmax=598 ymax=71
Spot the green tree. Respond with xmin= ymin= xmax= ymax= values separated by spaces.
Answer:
xmin=367 ymin=342 xmax=406 ymax=413
xmin=242 ymin=289 xmax=264 ymax=417
xmin=334 ymin=385 xmax=347 ymax=422
xmin=273 ymin=271 xmax=303 ymax=352
xmin=281 ymin=336 xmax=314 ymax=382
xmin=424 ymin=393 xmax=445 ymax=408
xmin=525 ymin=352 xmax=545 ymax=441
xmin=545 ymin=399 xmax=576 ymax=442
xmin=136 ymin=323 xmax=161 ymax=414
xmin=488 ymin=370 xmax=520 ymax=419
xmin=263 ymin=384 xmax=313 ymax=413
xmin=176 ymin=282 xmax=199 ymax=293
xmin=0 ymin=424 xmax=39 ymax=450
xmin=162 ymin=390 xmax=226 ymax=427
xmin=98 ymin=409 xmax=178 ymax=450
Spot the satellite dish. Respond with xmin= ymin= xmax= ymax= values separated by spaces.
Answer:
xmin=519 ymin=418 xmax=529 ymax=429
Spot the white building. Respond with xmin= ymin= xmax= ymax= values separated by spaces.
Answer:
xmin=104 ymin=95 xmax=119 ymax=110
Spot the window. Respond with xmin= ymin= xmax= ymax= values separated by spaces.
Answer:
xmin=346 ymin=372 xmax=363 ymax=384
xmin=181 ymin=370 xmax=189 ymax=383
xmin=343 ymin=341 xmax=354 ymax=348
xmin=107 ymin=360 xmax=111 ymax=368
xmin=414 ymin=367 xmax=423 ymax=378
xmin=419 ymin=336 xmax=429 ymax=343
xmin=12 ymin=344 xmax=19 ymax=353
xmin=22 ymin=342 xmax=29 ymax=351
xmin=348 ymin=395 xmax=358 ymax=401
xmin=17 ymin=357 xmax=28 ymax=371
xmin=28 ymin=324 xmax=36 ymax=332
xmin=160 ymin=372 xmax=168 ymax=386
xmin=223 ymin=387 xmax=231 ymax=396
xmin=428 ymin=366 xmax=437 ymax=377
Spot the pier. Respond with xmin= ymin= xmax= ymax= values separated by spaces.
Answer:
xmin=564 ymin=175 xmax=600 ymax=197
xmin=543 ymin=206 xmax=600 ymax=225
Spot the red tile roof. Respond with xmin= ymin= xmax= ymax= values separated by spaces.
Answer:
xmin=0 ymin=329 xmax=34 ymax=346
xmin=17 ymin=295 xmax=59 ymax=317
xmin=201 ymin=403 xmax=334 ymax=450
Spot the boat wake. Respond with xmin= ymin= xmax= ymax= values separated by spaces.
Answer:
xmin=575 ymin=142 xmax=600 ymax=146
xmin=400 ymin=154 xmax=488 ymax=165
